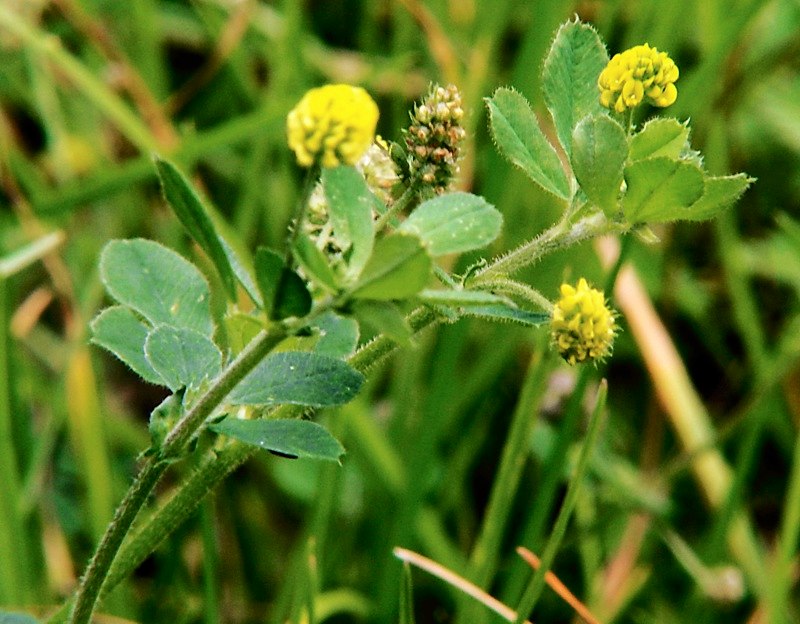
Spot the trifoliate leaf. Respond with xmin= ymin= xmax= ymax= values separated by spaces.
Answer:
xmin=400 ymin=192 xmax=502 ymax=256
xmin=293 ymin=232 xmax=340 ymax=293
xmin=542 ymin=19 xmax=609 ymax=157
xmin=322 ymin=166 xmax=375 ymax=279
xmin=571 ymin=114 xmax=627 ymax=215
xmin=226 ymin=352 xmax=364 ymax=407
xmin=622 ymin=157 xmax=705 ymax=223
xmin=144 ymin=325 xmax=222 ymax=392
xmin=350 ymin=233 xmax=432 ymax=300
xmin=629 ymin=118 xmax=690 ymax=162
xmin=91 ymin=306 xmax=165 ymax=386
xmin=485 ymin=88 xmax=571 ymax=200
xmin=209 ymin=417 xmax=345 ymax=462
xmin=254 ymin=247 xmax=312 ymax=320
xmin=100 ymin=239 xmax=214 ymax=337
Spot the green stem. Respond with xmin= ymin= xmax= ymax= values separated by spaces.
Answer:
xmin=771 ymin=430 xmax=800 ymax=623
xmin=67 ymin=327 xmax=287 ymax=624
xmin=465 ymin=345 xmax=549 ymax=593
xmin=0 ymin=277 xmax=32 ymax=605
xmin=375 ymin=180 xmax=419 ymax=231
xmin=0 ymin=6 xmax=158 ymax=154
xmin=472 ymin=278 xmax=553 ymax=312
xmin=200 ymin=498 xmax=220 ymax=624
xmin=49 ymin=308 xmax=438 ymax=623
xmin=471 ymin=212 xmax=618 ymax=283
xmin=513 ymin=380 xmax=608 ymax=624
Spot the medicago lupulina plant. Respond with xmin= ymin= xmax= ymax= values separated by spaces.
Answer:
xmin=52 ymin=18 xmax=752 ymax=624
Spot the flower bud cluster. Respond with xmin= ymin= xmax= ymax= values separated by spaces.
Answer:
xmin=551 ymin=278 xmax=617 ymax=365
xmin=403 ymin=83 xmax=466 ymax=194
xmin=357 ymin=137 xmax=400 ymax=206
xmin=598 ymin=44 xmax=679 ymax=113
xmin=286 ymin=84 xmax=379 ymax=168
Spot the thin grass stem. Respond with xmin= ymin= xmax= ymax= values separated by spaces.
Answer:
xmin=513 ymin=381 xmax=608 ymax=624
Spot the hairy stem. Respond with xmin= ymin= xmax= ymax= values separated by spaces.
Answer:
xmin=67 ymin=326 xmax=287 ymax=624
xmin=471 ymin=212 xmax=619 ymax=283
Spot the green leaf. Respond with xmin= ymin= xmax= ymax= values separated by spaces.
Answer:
xmin=226 ymin=352 xmax=364 ymax=407
xmin=622 ymin=157 xmax=705 ymax=223
xmin=0 ymin=612 xmax=40 ymax=623
xmin=399 ymin=192 xmax=503 ymax=256
xmin=353 ymin=300 xmax=412 ymax=345
xmin=629 ymin=118 xmax=690 ymax=161
xmin=417 ymin=289 xmax=512 ymax=307
xmin=678 ymin=173 xmax=753 ymax=222
xmin=542 ymin=19 xmax=609 ymax=157
xmin=322 ymin=166 xmax=375 ymax=278
xmin=351 ymin=233 xmax=432 ymax=300
xmin=144 ymin=326 xmax=222 ymax=392
xmin=460 ymin=304 xmax=550 ymax=327
xmin=485 ymin=88 xmax=570 ymax=200
xmin=254 ymin=248 xmax=312 ymax=320
xmin=209 ymin=417 xmax=345 ymax=462
xmin=155 ymin=157 xmax=238 ymax=300
xmin=571 ymin=114 xmax=627 ymax=215
xmin=149 ymin=392 xmax=183 ymax=450
xmin=100 ymin=239 xmax=214 ymax=336
xmin=313 ymin=311 xmax=359 ymax=358
xmin=90 ymin=306 xmax=165 ymax=386
xmin=224 ymin=312 xmax=265 ymax=354
xmin=399 ymin=562 xmax=416 ymax=624
xmin=208 ymin=210 xmax=263 ymax=306
xmin=293 ymin=232 xmax=340 ymax=292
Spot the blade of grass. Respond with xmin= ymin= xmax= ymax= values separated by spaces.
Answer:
xmin=513 ymin=380 xmax=608 ymax=624
xmin=771 ymin=428 xmax=800 ymax=623
xmin=0 ymin=277 xmax=35 ymax=605
xmin=395 ymin=547 xmax=533 ymax=624
xmin=597 ymin=236 xmax=769 ymax=599
xmin=199 ymin=498 xmax=220 ymax=624
xmin=465 ymin=344 xmax=549 ymax=591
xmin=32 ymin=96 xmax=289 ymax=216
xmin=0 ymin=5 xmax=158 ymax=154
xmin=65 ymin=348 xmax=116 ymax=544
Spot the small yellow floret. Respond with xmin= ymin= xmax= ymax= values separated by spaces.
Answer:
xmin=598 ymin=44 xmax=679 ymax=113
xmin=286 ymin=84 xmax=379 ymax=168
xmin=551 ymin=278 xmax=617 ymax=365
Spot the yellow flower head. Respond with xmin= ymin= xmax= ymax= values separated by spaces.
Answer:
xmin=598 ymin=44 xmax=679 ymax=113
xmin=551 ymin=278 xmax=617 ymax=365
xmin=286 ymin=84 xmax=379 ymax=168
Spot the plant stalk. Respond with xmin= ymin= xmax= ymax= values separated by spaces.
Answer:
xmin=67 ymin=326 xmax=287 ymax=624
xmin=471 ymin=212 xmax=618 ymax=283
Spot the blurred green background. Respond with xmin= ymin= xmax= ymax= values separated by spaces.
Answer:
xmin=1 ymin=0 xmax=799 ymax=623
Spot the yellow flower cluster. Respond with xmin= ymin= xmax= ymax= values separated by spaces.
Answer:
xmin=286 ymin=84 xmax=379 ymax=168
xmin=598 ymin=44 xmax=679 ymax=113
xmin=551 ymin=278 xmax=616 ymax=365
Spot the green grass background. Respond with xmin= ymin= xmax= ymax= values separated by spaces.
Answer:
xmin=1 ymin=0 xmax=799 ymax=622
